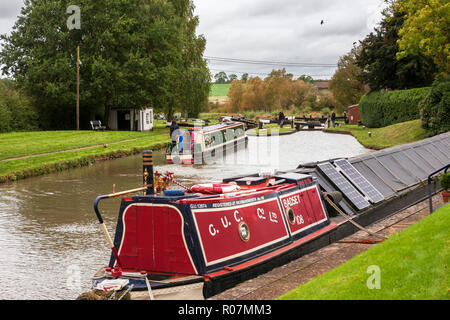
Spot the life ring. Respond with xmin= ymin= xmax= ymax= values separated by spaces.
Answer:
xmin=190 ymin=183 xmax=241 ymax=194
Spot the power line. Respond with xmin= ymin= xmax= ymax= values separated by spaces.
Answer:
xmin=205 ymin=56 xmax=336 ymax=68
xmin=209 ymin=68 xmax=332 ymax=79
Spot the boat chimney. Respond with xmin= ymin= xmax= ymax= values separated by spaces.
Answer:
xmin=143 ymin=150 xmax=154 ymax=195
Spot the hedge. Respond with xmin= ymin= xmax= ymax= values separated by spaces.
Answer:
xmin=420 ymin=75 xmax=450 ymax=135
xmin=359 ymin=87 xmax=431 ymax=128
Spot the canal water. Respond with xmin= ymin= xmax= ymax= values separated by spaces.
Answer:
xmin=0 ymin=131 xmax=372 ymax=299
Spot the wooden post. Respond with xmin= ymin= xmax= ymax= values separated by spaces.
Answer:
xmin=143 ymin=150 xmax=154 ymax=195
xmin=76 ymin=45 xmax=80 ymax=131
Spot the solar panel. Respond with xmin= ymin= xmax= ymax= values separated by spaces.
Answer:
xmin=317 ymin=162 xmax=370 ymax=211
xmin=334 ymin=159 xmax=385 ymax=204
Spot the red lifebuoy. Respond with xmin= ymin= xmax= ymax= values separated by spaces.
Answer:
xmin=191 ymin=184 xmax=241 ymax=194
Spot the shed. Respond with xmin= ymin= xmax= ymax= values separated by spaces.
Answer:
xmin=347 ymin=104 xmax=361 ymax=125
xmin=108 ymin=107 xmax=153 ymax=131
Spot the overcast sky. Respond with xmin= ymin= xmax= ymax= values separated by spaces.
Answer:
xmin=0 ymin=0 xmax=387 ymax=79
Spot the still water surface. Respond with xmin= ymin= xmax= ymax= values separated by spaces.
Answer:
xmin=0 ymin=131 xmax=372 ymax=299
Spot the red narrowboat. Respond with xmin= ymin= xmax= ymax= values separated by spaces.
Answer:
xmin=92 ymin=172 xmax=335 ymax=299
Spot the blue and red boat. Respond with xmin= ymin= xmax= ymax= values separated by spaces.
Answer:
xmin=91 ymin=154 xmax=335 ymax=299
xmin=90 ymin=132 xmax=449 ymax=299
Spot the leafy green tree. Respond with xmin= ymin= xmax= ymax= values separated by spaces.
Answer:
xmin=0 ymin=0 xmax=209 ymax=129
xmin=214 ymin=72 xmax=228 ymax=84
xmin=228 ymin=74 xmax=238 ymax=82
xmin=396 ymin=0 xmax=450 ymax=74
xmin=355 ymin=3 xmax=438 ymax=91
xmin=240 ymin=73 xmax=249 ymax=82
xmin=297 ymin=75 xmax=314 ymax=83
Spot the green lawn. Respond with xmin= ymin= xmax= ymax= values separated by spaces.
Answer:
xmin=278 ymin=204 xmax=450 ymax=300
xmin=329 ymin=119 xmax=428 ymax=149
xmin=0 ymin=125 xmax=170 ymax=182
xmin=210 ymin=83 xmax=231 ymax=97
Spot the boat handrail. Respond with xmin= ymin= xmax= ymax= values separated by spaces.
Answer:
xmin=94 ymin=187 xmax=148 ymax=224
xmin=427 ymin=163 xmax=450 ymax=213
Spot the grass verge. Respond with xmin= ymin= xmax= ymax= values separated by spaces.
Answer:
xmin=210 ymin=83 xmax=231 ymax=97
xmin=325 ymin=119 xmax=428 ymax=150
xmin=0 ymin=128 xmax=170 ymax=183
xmin=277 ymin=204 xmax=450 ymax=300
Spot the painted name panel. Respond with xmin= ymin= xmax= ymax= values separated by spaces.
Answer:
xmin=279 ymin=186 xmax=328 ymax=236
xmin=192 ymin=197 xmax=290 ymax=266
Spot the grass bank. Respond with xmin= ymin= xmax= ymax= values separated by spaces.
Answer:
xmin=210 ymin=83 xmax=231 ymax=97
xmin=278 ymin=204 xmax=450 ymax=300
xmin=0 ymin=126 xmax=170 ymax=183
xmin=325 ymin=119 xmax=428 ymax=150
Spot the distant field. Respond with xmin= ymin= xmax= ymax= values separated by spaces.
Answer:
xmin=210 ymin=83 xmax=231 ymax=97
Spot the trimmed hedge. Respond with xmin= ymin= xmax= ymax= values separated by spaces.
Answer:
xmin=420 ymin=75 xmax=450 ymax=135
xmin=360 ymin=87 xmax=431 ymax=128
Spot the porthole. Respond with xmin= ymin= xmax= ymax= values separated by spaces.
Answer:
xmin=287 ymin=207 xmax=296 ymax=225
xmin=238 ymin=222 xmax=250 ymax=242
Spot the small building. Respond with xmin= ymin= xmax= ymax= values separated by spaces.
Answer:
xmin=347 ymin=104 xmax=361 ymax=125
xmin=108 ymin=107 xmax=153 ymax=131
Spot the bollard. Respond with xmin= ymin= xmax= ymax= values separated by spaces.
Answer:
xmin=143 ymin=150 xmax=154 ymax=195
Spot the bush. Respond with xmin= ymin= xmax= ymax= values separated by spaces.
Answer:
xmin=440 ymin=173 xmax=450 ymax=191
xmin=0 ymin=79 xmax=39 ymax=132
xmin=420 ymin=75 xmax=450 ymax=135
xmin=0 ymin=103 xmax=12 ymax=132
xmin=359 ymin=87 xmax=431 ymax=128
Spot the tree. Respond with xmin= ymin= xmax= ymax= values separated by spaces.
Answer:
xmin=355 ymin=3 xmax=438 ymax=91
xmin=396 ymin=0 xmax=450 ymax=74
xmin=228 ymin=74 xmax=238 ymax=82
xmin=214 ymin=71 xmax=228 ymax=84
xmin=240 ymin=73 xmax=249 ymax=82
xmin=329 ymin=46 xmax=367 ymax=112
xmin=297 ymin=75 xmax=314 ymax=83
xmin=225 ymin=80 xmax=245 ymax=113
xmin=0 ymin=0 xmax=210 ymax=129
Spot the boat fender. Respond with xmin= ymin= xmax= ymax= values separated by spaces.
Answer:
xmin=323 ymin=191 xmax=343 ymax=204
xmin=164 ymin=189 xmax=186 ymax=197
xmin=190 ymin=183 xmax=241 ymax=194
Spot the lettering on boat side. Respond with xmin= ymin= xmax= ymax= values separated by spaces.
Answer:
xmin=208 ymin=210 xmax=245 ymax=237
xmin=257 ymin=207 xmax=278 ymax=223
xmin=189 ymin=196 xmax=266 ymax=209
xmin=282 ymin=194 xmax=301 ymax=209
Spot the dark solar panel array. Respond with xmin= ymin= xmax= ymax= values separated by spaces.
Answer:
xmin=334 ymin=159 xmax=385 ymax=204
xmin=317 ymin=162 xmax=370 ymax=211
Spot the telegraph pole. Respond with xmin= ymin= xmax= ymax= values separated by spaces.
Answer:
xmin=76 ymin=45 xmax=80 ymax=130
xmin=67 ymin=5 xmax=81 ymax=130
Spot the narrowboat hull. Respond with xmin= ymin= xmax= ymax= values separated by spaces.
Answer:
xmin=92 ymin=173 xmax=333 ymax=299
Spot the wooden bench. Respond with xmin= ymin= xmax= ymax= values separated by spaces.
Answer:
xmin=90 ymin=120 xmax=106 ymax=131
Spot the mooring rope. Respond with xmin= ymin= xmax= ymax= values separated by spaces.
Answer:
xmin=322 ymin=192 xmax=387 ymax=241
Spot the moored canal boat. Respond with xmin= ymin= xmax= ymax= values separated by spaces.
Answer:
xmin=91 ymin=165 xmax=335 ymax=299
xmin=88 ymin=131 xmax=449 ymax=300
xmin=165 ymin=120 xmax=248 ymax=165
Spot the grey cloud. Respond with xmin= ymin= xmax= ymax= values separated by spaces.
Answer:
xmin=0 ymin=0 xmax=23 ymax=19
